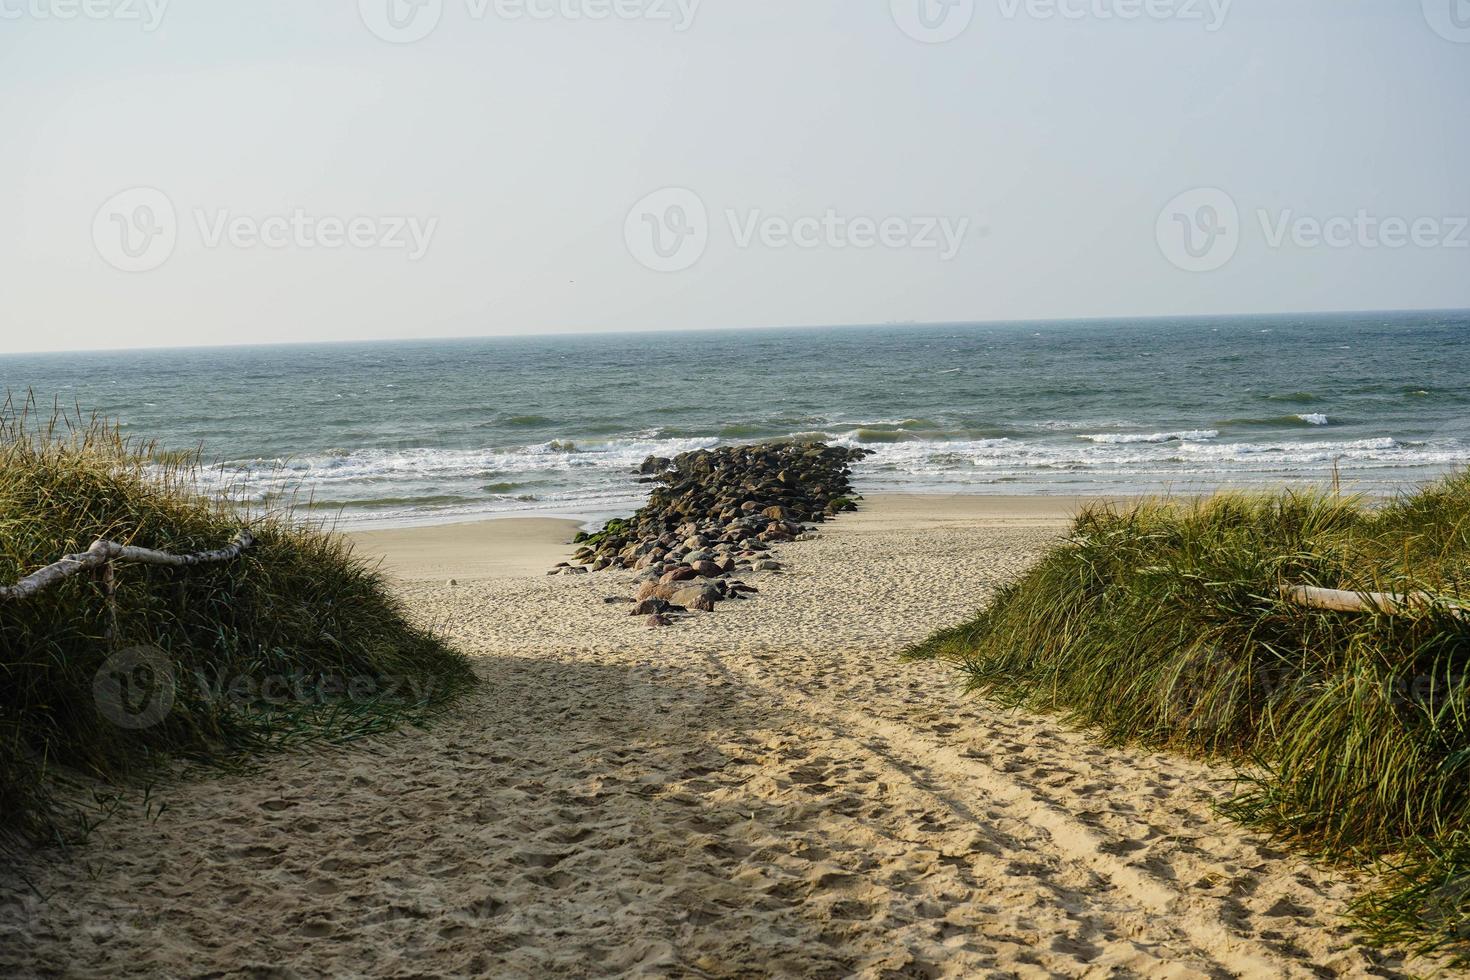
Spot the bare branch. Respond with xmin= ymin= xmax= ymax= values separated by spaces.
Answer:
xmin=0 ymin=531 xmax=255 ymax=601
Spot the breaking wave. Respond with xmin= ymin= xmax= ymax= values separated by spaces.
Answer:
xmin=1078 ymin=430 xmax=1220 ymax=444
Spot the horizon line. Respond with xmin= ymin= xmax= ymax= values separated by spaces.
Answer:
xmin=4 ymin=305 xmax=1467 ymax=359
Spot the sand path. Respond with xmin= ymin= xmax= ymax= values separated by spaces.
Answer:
xmin=1 ymin=500 xmax=1421 ymax=977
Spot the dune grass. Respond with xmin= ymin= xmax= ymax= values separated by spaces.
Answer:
xmin=907 ymin=472 xmax=1470 ymax=960
xmin=0 ymin=403 xmax=477 ymax=849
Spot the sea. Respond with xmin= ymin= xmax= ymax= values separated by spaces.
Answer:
xmin=4 ymin=311 xmax=1468 ymax=528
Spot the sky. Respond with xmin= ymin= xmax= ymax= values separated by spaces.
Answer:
xmin=0 ymin=0 xmax=1467 ymax=354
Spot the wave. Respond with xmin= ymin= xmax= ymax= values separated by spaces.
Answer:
xmin=308 ymin=494 xmax=478 ymax=510
xmin=842 ymin=435 xmax=1466 ymax=496
xmin=205 ymin=432 xmax=1456 ymax=489
xmin=832 ymin=424 xmax=1021 ymax=444
xmin=203 ymin=435 xmax=723 ymax=488
xmin=481 ymin=481 xmax=534 ymax=494
xmin=1079 ymin=430 xmax=1219 ymax=444
xmin=188 ymin=427 xmax=1467 ymax=525
xmin=1031 ymin=419 xmax=1138 ymax=432
xmin=847 ymin=428 xmax=918 ymax=443
xmin=717 ymin=422 xmax=788 ymax=438
xmin=1220 ymin=415 xmax=1332 ymax=428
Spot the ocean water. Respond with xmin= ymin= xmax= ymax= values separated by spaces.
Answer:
xmin=4 ymin=311 xmax=1468 ymax=527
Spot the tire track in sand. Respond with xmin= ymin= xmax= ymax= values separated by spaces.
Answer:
xmin=695 ymin=643 xmax=1306 ymax=978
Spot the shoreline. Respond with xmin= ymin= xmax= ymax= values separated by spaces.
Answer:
xmin=345 ymin=493 xmax=1112 ymax=581
xmin=330 ymin=477 xmax=1413 ymax=538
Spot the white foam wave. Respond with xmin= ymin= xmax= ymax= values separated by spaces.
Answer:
xmin=203 ymin=433 xmax=1458 ymax=489
xmin=180 ymin=428 xmax=1468 ymax=526
xmin=204 ymin=436 xmax=720 ymax=487
xmin=1298 ymin=414 xmax=1330 ymax=426
xmin=1079 ymin=430 xmax=1220 ymax=444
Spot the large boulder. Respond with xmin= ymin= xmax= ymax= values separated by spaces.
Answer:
xmin=670 ymin=585 xmax=721 ymax=612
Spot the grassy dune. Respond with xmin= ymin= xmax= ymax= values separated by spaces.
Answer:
xmin=909 ymin=473 xmax=1470 ymax=959
xmin=0 ymin=407 xmax=477 ymax=848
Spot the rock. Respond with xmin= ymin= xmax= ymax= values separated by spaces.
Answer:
xmin=670 ymin=586 xmax=720 ymax=612
xmin=446 ymin=579 xmax=457 ymax=586
xmin=560 ymin=441 xmax=872 ymax=601
xmin=647 ymin=613 xmax=672 ymax=627
xmin=634 ymin=581 xmax=660 ymax=602
xmin=755 ymin=560 xmax=782 ymax=572
xmin=604 ymin=596 xmax=630 ymax=604
xmin=632 ymin=597 xmax=670 ymax=615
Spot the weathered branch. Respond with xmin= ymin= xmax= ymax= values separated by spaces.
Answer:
xmin=1280 ymin=584 xmax=1467 ymax=621
xmin=0 ymin=530 xmax=255 ymax=601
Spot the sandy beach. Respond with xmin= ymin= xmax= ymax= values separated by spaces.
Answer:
xmin=349 ymin=516 xmax=587 ymax=581
xmin=1 ymin=495 xmax=1421 ymax=977
xmin=344 ymin=495 xmax=1097 ymax=582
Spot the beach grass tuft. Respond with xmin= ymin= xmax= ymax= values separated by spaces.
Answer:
xmin=907 ymin=473 xmax=1470 ymax=960
xmin=0 ymin=400 xmax=477 ymax=849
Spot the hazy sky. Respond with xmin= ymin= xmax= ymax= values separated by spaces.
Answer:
xmin=1 ymin=0 xmax=1467 ymax=354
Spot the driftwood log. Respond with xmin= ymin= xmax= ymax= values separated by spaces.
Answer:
xmin=1280 ymin=584 xmax=1467 ymax=621
xmin=0 ymin=530 xmax=255 ymax=601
